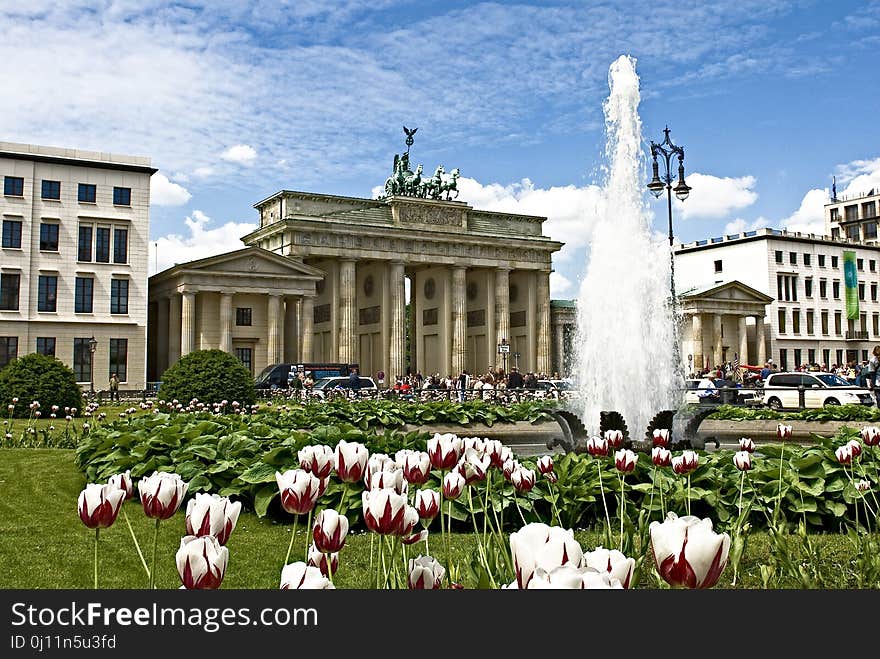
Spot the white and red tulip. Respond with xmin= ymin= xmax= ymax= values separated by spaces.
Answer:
xmin=586 ymin=436 xmax=609 ymax=457
xmin=457 ymin=447 xmax=491 ymax=485
xmin=582 ymin=546 xmax=635 ymax=589
xmin=836 ymin=444 xmax=853 ymax=465
xmin=860 ymin=426 xmax=880 ymax=446
xmin=276 ymin=469 xmax=321 ymax=516
xmin=400 ymin=451 xmax=431 ymax=485
xmin=138 ymin=471 xmax=189 ymax=520
xmin=614 ymin=449 xmax=637 ymax=473
xmin=652 ymin=446 xmax=672 ymax=467
xmin=672 ymin=450 xmax=699 ymax=475
xmin=280 ymin=562 xmax=334 ymax=589
xmin=408 ymin=555 xmax=445 ymax=589
xmin=604 ymin=429 xmax=624 ymax=449
xmin=442 ymin=471 xmax=465 ymax=500
xmin=511 ymin=467 xmax=536 ymax=493
xmin=107 ymin=470 xmax=133 ymax=500
xmin=176 ymin=535 xmax=228 ymax=590
xmin=536 ymin=455 xmax=554 ymax=475
xmin=847 ymin=439 xmax=863 ymax=458
xmin=509 ymin=522 xmax=584 ymax=589
xmin=414 ymin=489 xmax=440 ymax=520
xmin=308 ymin=543 xmax=338 ymax=577
xmin=738 ymin=437 xmax=756 ymax=453
xmin=652 ymin=429 xmax=670 ymax=448
xmin=185 ymin=493 xmax=242 ymax=545
xmin=649 ymin=512 xmax=730 ymax=589
xmin=428 ymin=432 xmax=463 ymax=470
xmin=733 ymin=451 xmax=752 ymax=472
xmin=298 ymin=444 xmax=335 ymax=479
xmin=312 ymin=508 xmax=349 ymax=554
xmin=777 ymin=424 xmax=792 ymax=440
xmin=362 ymin=488 xmax=407 ymax=535
xmin=78 ymin=483 xmax=125 ymax=529
xmin=334 ymin=440 xmax=370 ymax=483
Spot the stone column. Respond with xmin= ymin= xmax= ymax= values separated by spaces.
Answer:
xmin=267 ymin=294 xmax=283 ymax=365
xmin=168 ymin=293 xmax=181 ymax=366
xmin=691 ymin=313 xmax=703 ymax=375
xmin=738 ymin=315 xmax=749 ymax=367
xmin=756 ymin=314 xmax=767 ymax=365
xmin=712 ymin=313 xmax=723 ymax=368
xmin=451 ymin=266 xmax=467 ymax=376
xmin=338 ymin=259 xmax=356 ymax=363
xmin=219 ymin=293 xmax=233 ymax=354
xmin=554 ymin=321 xmax=565 ymax=376
xmin=300 ymin=295 xmax=314 ymax=361
xmin=156 ymin=297 xmax=169 ymax=374
xmin=389 ymin=261 xmax=406 ymax=381
xmin=536 ymin=270 xmax=551 ymax=375
xmin=408 ymin=275 xmax=416 ymax=375
xmin=284 ymin=297 xmax=298 ymax=362
xmin=494 ymin=267 xmax=510 ymax=348
xmin=181 ymin=291 xmax=196 ymax=356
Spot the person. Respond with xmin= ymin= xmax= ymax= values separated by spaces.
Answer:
xmin=109 ymin=373 xmax=120 ymax=403
xmin=868 ymin=346 xmax=880 ymax=406
xmin=507 ymin=367 xmax=524 ymax=390
xmin=456 ymin=370 xmax=470 ymax=402
xmin=348 ymin=367 xmax=361 ymax=394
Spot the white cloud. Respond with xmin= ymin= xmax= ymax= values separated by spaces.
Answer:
xmin=837 ymin=157 xmax=880 ymax=197
xmin=723 ymin=217 xmax=768 ymax=235
xmin=149 ymin=210 xmax=257 ymax=275
xmin=550 ymin=271 xmax=573 ymax=298
xmin=780 ymin=188 xmax=829 ymax=235
xmin=150 ymin=173 xmax=192 ymax=206
xmin=193 ymin=166 xmax=215 ymax=179
xmin=675 ymin=173 xmax=758 ymax=220
xmin=220 ymin=144 xmax=258 ymax=165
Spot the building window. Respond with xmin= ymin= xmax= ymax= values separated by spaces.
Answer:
xmin=833 ymin=280 xmax=841 ymax=299
xmin=78 ymin=183 xmax=96 ymax=203
xmin=0 ymin=273 xmax=20 ymax=310
xmin=835 ymin=311 xmax=842 ymax=335
xmin=823 ymin=349 xmax=830 ymax=369
xmin=775 ymin=250 xmax=783 ymax=264
xmin=818 ymin=254 xmax=826 ymax=267
xmin=863 ymin=201 xmax=877 ymax=218
xmin=845 ymin=205 xmax=858 ymax=221
xmin=789 ymin=252 xmax=797 ymax=265
xmin=847 ymin=225 xmax=860 ymax=241
xmin=836 ymin=349 xmax=844 ymax=367
xmin=36 ymin=337 xmax=55 ymax=356
xmin=872 ymin=283 xmax=878 ymax=302
xmin=806 ymin=310 xmax=814 ymax=335
xmin=857 ymin=258 xmax=864 ymax=271
xmin=109 ymin=338 xmax=127 ymax=382
xmin=821 ymin=311 xmax=829 ymax=335
xmin=805 ymin=278 xmax=813 ymax=297
xmin=871 ymin=260 xmax=877 ymax=272
xmin=863 ymin=349 xmax=869 ymax=362
xmin=713 ymin=260 xmax=722 ymax=273
xmin=831 ymin=255 xmax=839 ymax=268
xmin=803 ymin=253 xmax=811 ymax=266
xmin=110 ymin=279 xmax=129 ymax=314
xmin=95 ymin=227 xmax=111 ymax=262
xmin=4 ymin=176 xmax=24 ymax=196
xmin=832 ymin=228 xmax=841 ymax=239
xmin=113 ymin=228 xmax=128 ymax=264
xmin=39 ymin=223 xmax=59 ymax=251
xmin=235 ymin=347 xmax=253 ymax=374
xmin=0 ymin=337 xmax=17 ymax=368
xmin=2 ymin=219 xmax=22 ymax=248
xmin=113 ymin=187 xmax=131 ymax=206
xmin=808 ymin=348 xmax=816 ymax=365
xmin=867 ymin=223 xmax=878 ymax=240
xmin=859 ymin=282 xmax=866 ymax=301
xmin=819 ymin=279 xmax=827 ymax=298
xmin=73 ymin=338 xmax=91 ymax=383
xmin=74 ymin=277 xmax=93 ymax=313
xmin=235 ymin=307 xmax=252 ymax=326
xmin=78 ymin=225 xmax=93 ymax=261
xmin=780 ymin=349 xmax=788 ymax=371
xmin=830 ymin=208 xmax=840 ymax=221
xmin=861 ymin=313 xmax=868 ymax=334
xmin=778 ymin=308 xmax=786 ymax=334
xmin=874 ymin=314 xmax=880 ymax=338
xmin=792 ymin=309 xmax=800 ymax=334
xmin=794 ymin=348 xmax=802 ymax=368
xmin=41 ymin=180 xmax=61 ymax=200
xmin=37 ymin=275 xmax=57 ymax=312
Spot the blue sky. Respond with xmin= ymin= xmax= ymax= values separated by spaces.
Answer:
xmin=3 ymin=0 xmax=880 ymax=298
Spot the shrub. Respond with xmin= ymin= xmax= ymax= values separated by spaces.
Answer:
xmin=0 ymin=353 xmax=85 ymax=417
xmin=158 ymin=349 xmax=256 ymax=408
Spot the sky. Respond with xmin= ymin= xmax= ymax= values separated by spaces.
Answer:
xmin=3 ymin=0 xmax=880 ymax=300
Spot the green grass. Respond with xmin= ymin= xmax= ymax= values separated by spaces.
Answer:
xmin=0 ymin=449 xmax=875 ymax=589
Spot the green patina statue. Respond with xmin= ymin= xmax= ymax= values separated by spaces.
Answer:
xmin=382 ymin=127 xmax=460 ymax=200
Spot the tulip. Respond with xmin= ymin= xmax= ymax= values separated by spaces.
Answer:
xmin=365 ymin=453 xmax=396 ymax=480
xmin=604 ymin=429 xmax=624 ymax=449
xmin=334 ymin=440 xmax=370 ymax=483
xmin=511 ymin=467 xmax=536 ymax=493
xmin=276 ymin=469 xmax=321 ymax=516
xmin=414 ymin=489 xmax=440 ymax=520
xmin=502 ymin=458 xmax=521 ymax=481
xmin=847 ymin=439 xmax=862 ymax=458
xmin=362 ymin=488 xmax=407 ymax=535
xmin=365 ymin=468 xmax=408 ymax=495
xmin=176 ymin=535 xmax=228 ymax=590
xmin=427 ymin=432 xmax=463 ymax=470
xmin=525 ymin=565 xmax=587 ymax=589
xmin=457 ymin=447 xmax=491 ymax=485
xmin=78 ymin=483 xmax=125 ymax=529
xmin=836 ymin=444 xmax=853 ymax=465
xmin=586 ymin=436 xmax=609 ymax=457
xmin=298 ymin=444 xmax=335 ymax=479
xmin=614 ymin=449 xmax=637 ymax=473
xmin=672 ymin=450 xmax=699 ymax=475
xmin=462 ymin=436 xmax=485 ymax=454
xmin=442 ymin=471 xmax=465 ymax=500
xmin=544 ymin=471 xmax=559 ymax=484
xmin=536 ymin=455 xmax=554 ymax=475
xmin=777 ymin=423 xmax=792 ymax=440
xmin=280 ymin=562 xmax=335 ymax=589
xmin=652 ymin=429 xmax=670 ymax=448
xmin=649 ymin=512 xmax=730 ymax=589
xmin=483 ymin=439 xmax=508 ymax=468
xmin=395 ymin=505 xmax=420 ymax=538
xmin=581 ymin=570 xmax=625 ymax=589
xmin=856 ymin=479 xmax=871 ymax=493
xmin=308 ymin=543 xmax=338 ymax=577
xmin=401 ymin=529 xmax=428 ymax=546
xmin=582 ymin=546 xmax=635 ymax=589
xmin=652 ymin=446 xmax=672 ymax=467
xmin=859 ymin=426 xmax=880 ymax=446
xmin=733 ymin=451 xmax=752 ymax=472
xmin=738 ymin=437 xmax=756 ymax=453
xmin=400 ymin=451 xmax=431 ymax=485
xmin=509 ymin=522 xmax=584 ymax=589
xmin=185 ymin=493 xmax=242 ymax=546
xmin=408 ymin=555 xmax=445 ymax=589
xmin=106 ymin=470 xmax=133 ymax=500
xmin=138 ymin=471 xmax=189 ymax=520
xmin=312 ymin=508 xmax=349 ymax=554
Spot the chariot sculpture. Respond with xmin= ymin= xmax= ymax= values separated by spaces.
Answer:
xmin=382 ymin=127 xmax=461 ymax=201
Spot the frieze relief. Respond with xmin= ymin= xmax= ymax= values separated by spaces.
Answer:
xmin=399 ymin=205 xmax=464 ymax=227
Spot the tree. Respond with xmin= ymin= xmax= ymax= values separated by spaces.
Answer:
xmin=0 ymin=353 xmax=85 ymax=417
xmin=158 ymin=350 xmax=256 ymax=407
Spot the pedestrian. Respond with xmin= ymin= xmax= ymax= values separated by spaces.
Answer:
xmin=456 ymin=370 xmax=470 ymax=402
xmin=507 ymin=366 xmax=524 ymax=390
xmin=109 ymin=372 xmax=120 ymax=403
xmin=348 ymin=367 xmax=361 ymax=396
xmin=868 ymin=346 xmax=880 ymax=406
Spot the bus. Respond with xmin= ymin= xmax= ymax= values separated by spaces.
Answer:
xmin=254 ymin=362 xmax=358 ymax=389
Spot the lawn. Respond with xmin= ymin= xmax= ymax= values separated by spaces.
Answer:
xmin=0 ymin=448 xmax=874 ymax=589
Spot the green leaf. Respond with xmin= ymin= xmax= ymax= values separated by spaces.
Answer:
xmin=237 ymin=462 xmax=278 ymax=484
xmin=254 ymin=484 xmax=278 ymax=517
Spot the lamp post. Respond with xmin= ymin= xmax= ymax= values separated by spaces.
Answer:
xmin=497 ymin=338 xmax=510 ymax=373
xmin=88 ymin=336 xmax=98 ymax=395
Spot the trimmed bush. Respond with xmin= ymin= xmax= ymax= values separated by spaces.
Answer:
xmin=0 ymin=353 xmax=85 ymax=417
xmin=158 ymin=349 xmax=256 ymax=408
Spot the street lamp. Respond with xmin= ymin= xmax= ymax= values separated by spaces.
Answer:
xmin=88 ymin=336 xmax=98 ymax=395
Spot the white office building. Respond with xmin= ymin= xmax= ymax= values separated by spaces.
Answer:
xmin=0 ymin=141 xmax=155 ymax=389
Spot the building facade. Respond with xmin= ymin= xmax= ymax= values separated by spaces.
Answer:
xmin=826 ymin=187 xmax=880 ymax=243
xmin=676 ymin=228 xmax=880 ymax=372
xmin=1 ymin=142 xmax=155 ymax=388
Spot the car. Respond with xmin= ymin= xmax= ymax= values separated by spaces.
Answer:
xmin=761 ymin=372 xmax=876 ymax=410
xmin=310 ymin=376 xmax=378 ymax=399
xmin=684 ymin=378 xmax=759 ymax=406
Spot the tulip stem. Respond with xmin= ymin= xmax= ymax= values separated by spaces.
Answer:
xmin=738 ymin=469 xmax=745 ymax=520
xmin=325 ymin=552 xmax=335 ymax=588
xmin=686 ymin=474 xmax=692 ymax=517
xmin=369 ymin=532 xmax=375 ymax=585
xmin=284 ymin=515 xmax=299 ymax=568
xmin=648 ymin=466 xmax=657 ymax=521
xmin=94 ymin=528 xmax=99 ymax=589
xmin=482 ymin=476 xmax=491 ymax=550
xmin=149 ymin=519 xmax=160 ymax=590
xmin=596 ymin=461 xmax=612 ymax=548
xmin=776 ymin=440 xmax=785 ymax=524
xmin=618 ymin=472 xmax=625 ymax=552
xmin=304 ymin=509 xmax=313 ymax=562
xmin=123 ymin=509 xmax=150 ymax=579
xmin=514 ymin=495 xmax=527 ymax=526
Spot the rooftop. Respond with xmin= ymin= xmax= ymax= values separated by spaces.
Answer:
xmin=676 ymin=226 xmax=880 ymax=252
xmin=0 ymin=140 xmax=156 ymax=173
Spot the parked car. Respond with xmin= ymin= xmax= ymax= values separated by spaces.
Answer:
xmin=761 ymin=372 xmax=876 ymax=410
xmin=310 ymin=376 xmax=378 ymax=399
xmin=684 ymin=378 xmax=759 ymax=405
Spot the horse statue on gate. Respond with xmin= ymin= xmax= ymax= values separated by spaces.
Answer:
xmin=422 ymin=164 xmax=444 ymax=199
xmin=439 ymin=167 xmax=460 ymax=200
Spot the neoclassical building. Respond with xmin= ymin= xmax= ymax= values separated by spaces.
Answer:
xmin=148 ymin=190 xmax=565 ymax=381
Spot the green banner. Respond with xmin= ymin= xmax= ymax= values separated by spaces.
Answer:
xmin=844 ymin=250 xmax=859 ymax=320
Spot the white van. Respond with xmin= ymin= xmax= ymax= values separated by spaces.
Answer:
xmin=310 ymin=376 xmax=378 ymax=399
xmin=762 ymin=372 xmax=875 ymax=410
